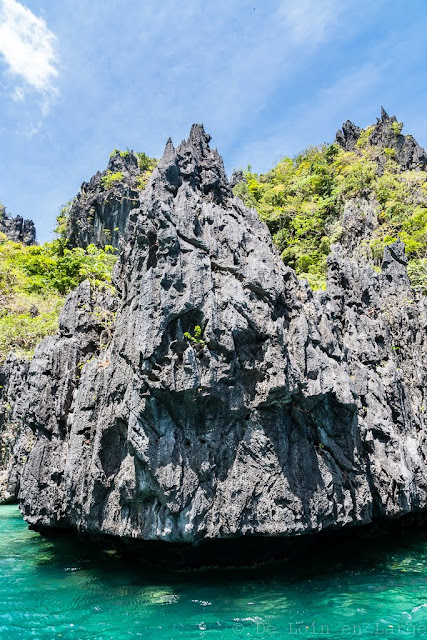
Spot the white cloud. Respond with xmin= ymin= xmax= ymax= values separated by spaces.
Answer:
xmin=0 ymin=0 xmax=59 ymax=110
xmin=19 ymin=119 xmax=42 ymax=138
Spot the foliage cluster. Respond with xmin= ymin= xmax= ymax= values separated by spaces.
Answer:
xmin=110 ymin=148 xmax=131 ymax=158
xmin=100 ymin=171 xmax=124 ymax=190
xmin=109 ymin=148 xmax=157 ymax=171
xmin=233 ymin=128 xmax=427 ymax=291
xmin=135 ymin=152 xmax=158 ymax=190
xmin=0 ymin=232 xmax=116 ymax=362
xmin=184 ymin=325 xmax=205 ymax=345
xmin=1 ymin=148 xmax=154 ymax=362
xmin=107 ymin=148 xmax=157 ymax=190
xmin=54 ymin=199 xmax=74 ymax=246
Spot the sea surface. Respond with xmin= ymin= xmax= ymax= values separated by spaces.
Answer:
xmin=2 ymin=505 xmax=427 ymax=639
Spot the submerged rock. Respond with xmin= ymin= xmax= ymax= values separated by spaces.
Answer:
xmin=1 ymin=125 xmax=427 ymax=563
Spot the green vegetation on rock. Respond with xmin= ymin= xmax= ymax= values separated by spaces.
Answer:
xmin=184 ymin=325 xmax=205 ymax=345
xmin=135 ymin=151 xmax=157 ymax=173
xmin=2 ymin=123 xmax=426 ymax=366
xmin=135 ymin=152 xmax=158 ymax=190
xmin=2 ymin=145 xmax=158 ymax=363
xmin=0 ymin=232 xmax=116 ymax=362
xmin=100 ymin=170 xmax=124 ymax=189
xmin=233 ymin=127 xmax=427 ymax=291
xmin=108 ymin=148 xmax=157 ymax=190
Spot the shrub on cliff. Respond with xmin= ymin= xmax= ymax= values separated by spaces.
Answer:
xmin=0 ymin=233 xmax=116 ymax=362
xmin=100 ymin=171 xmax=124 ymax=189
xmin=234 ymin=126 xmax=427 ymax=292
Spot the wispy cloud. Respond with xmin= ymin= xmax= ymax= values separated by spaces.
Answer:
xmin=0 ymin=0 xmax=59 ymax=112
xmin=279 ymin=0 xmax=340 ymax=46
xmin=18 ymin=119 xmax=43 ymax=138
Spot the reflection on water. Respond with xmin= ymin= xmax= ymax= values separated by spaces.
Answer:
xmin=2 ymin=505 xmax=427 ymax=639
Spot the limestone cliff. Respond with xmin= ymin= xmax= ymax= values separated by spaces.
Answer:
xmin=0 ymin=204 xmax=36 ymax=245
xmin=65 ymin=150 xmax=156 ymax=250
xmin=336 ymin=107 xmax=427 ymax=172
xmin=1 ymin=125 xmax=427 ymax=563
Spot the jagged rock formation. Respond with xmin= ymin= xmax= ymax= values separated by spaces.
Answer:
xmin=229 ymin=168 xmax=244 ymax=188
xmin=0 ymin=281 xmax=117 ymax=504
xmin=0 ymin=356 xmax=30 ymax=503
xmin=1 ymin=125 xmax=427 ymax=564
xmin=336 ymin=107 xmax=427 ymax=171
xmin=0 ymin=204 xmax=36 ymax=245
xmin=65 ymin=151 xmax=142 ymax=250
xmin=337 ymin=198 xmax=379 ymax=262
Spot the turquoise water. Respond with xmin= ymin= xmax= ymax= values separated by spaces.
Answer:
xmin=2 ymin=506 xmax=427 ymax=639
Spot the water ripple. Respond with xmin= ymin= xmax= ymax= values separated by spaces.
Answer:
xmin=3 ymin=505 xmax=427 ymax=639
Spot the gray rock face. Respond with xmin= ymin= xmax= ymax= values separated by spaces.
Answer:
xmin=0 ymin=281 xmax=117 ymax=506
xmin=229 ymin=169 xmax=244 ymax=188
xmin=65 ymin=151 xmax=141 ymax=249
xmin=337 ymin=198 xmax=379 ymax=261
xmin=336 ymin=107 xmax=427 ymax=171
xmin=2 ymin=126 xmax=427 ymax=559
xmin=0 ymin=204 xmax=36 ymax=245
xmin=0 ymin=356 xmax=30 ymax=503
xmin=335 ymin=119 xmax=361 ymax=152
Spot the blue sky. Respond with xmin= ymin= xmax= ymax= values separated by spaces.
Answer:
xmin=1 ymin=0 xmax=427 ymax=242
